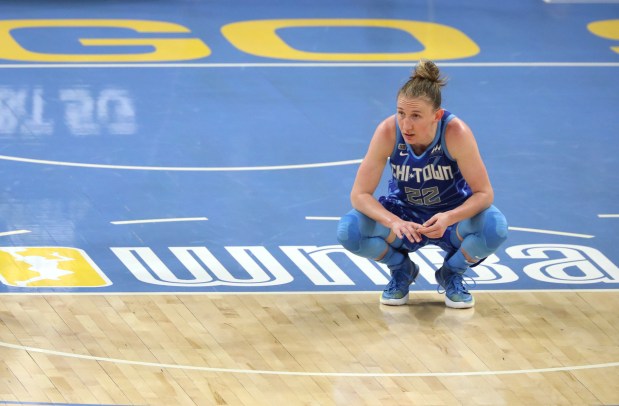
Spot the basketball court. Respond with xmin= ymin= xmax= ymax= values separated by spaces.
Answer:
xmin=0 ymin=0 xmax=618 ymax=404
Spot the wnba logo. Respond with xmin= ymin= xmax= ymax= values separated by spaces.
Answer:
xmin=0 ymin=247 xmax=111 ymax=287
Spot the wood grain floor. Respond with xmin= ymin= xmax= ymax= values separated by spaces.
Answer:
xmin=0 ymin=291 xmax=617 ymax=405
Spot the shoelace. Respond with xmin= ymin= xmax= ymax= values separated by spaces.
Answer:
xmin=437 ymin=272 xmax=476 ymax=295
xmin=386 ymin=267 xmax=414 ymax=293
xmin=385 ymin=284 xmax=401 ymax=294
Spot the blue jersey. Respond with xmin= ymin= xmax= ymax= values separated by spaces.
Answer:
xmin=382 ymin=110 xmax=472 ymax=220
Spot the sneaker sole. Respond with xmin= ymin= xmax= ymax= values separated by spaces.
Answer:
xmin=445 ymin=296 xmax=475 ymax=309
xmin=380 ymin=293 xmax=409 ymax=306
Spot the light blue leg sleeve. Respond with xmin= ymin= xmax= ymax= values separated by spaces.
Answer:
xmin=447 ymin=205 xmax=508 ymax=272
xmin=336 ymin=209 xmax=405 ymax=268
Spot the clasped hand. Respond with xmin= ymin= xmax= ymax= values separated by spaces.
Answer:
xmin=390 ymin=212 xmax=450 ymax=243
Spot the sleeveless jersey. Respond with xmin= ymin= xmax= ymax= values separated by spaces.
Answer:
xmin=384 ymin=110 xmax=472 ymax=219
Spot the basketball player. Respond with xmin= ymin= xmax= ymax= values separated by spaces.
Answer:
xmin=337 ymin=60 xmax=508 ymax=308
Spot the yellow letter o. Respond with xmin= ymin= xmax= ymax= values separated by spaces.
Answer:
xmin=221 ymin=19 xmax=479 ymax=61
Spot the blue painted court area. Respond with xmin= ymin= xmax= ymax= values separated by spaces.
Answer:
xmin=0 ymin=0 xmax=617 ymax=294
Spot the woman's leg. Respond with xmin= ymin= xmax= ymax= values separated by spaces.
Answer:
xmin=447 ymin=205 xmax=509 ymax=272
xmin=436 ymin=205 xmax=508 ymax=309
xmin=336 ymin=209 xmax=406 ymax=267
xmin=336 ymin=209 xmax=418 ymax=305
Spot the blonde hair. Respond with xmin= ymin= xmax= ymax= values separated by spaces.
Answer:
xmin=397 ymin=59 xmax=447 ymax=110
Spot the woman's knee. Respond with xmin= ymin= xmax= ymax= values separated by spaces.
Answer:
xmin=336 ymin=212 xmax=363 ymax=252
xmin=482 ymin=206 xmax=508 ymax=249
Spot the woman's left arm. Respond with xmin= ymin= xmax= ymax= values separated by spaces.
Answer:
xmin=418 ymin=118 xmax=494 ymax=238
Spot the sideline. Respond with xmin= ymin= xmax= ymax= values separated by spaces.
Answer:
xmin=0 ymin=340 xmax=617 ymax=378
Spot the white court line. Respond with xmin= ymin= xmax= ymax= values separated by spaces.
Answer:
xmin=598 ymin=214 xmax=619 ymax=218
xmin=111 ymin=217 xmax=208 ymax=225
xmin=1 ymin=289 xmax=619 ymax=296
xmin=0 ymin=230 xmax=31 ymax=237
xmin=0 ymin=155 xmax=363 ymax=171
xmin=544 ymin=0 xmax=619 ymax=3
xmin=306 ymin=217 xmax=594 ymax=238
xmin=507 ymin=226 xmax=594 ymax=239
xmin=0 ymin=340 xmax=616 ymax=377
xmin=0 ymin=62 xmax=617 ymax=68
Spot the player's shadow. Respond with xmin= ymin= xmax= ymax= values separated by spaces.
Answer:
xmin=379 ymin=297 xmax=476 ymax=324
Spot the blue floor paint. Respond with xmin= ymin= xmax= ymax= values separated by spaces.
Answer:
xmin=0 ymin=0 xmax=617 ymax=294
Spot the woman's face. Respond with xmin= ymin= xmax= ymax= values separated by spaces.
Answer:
xmin=396 ymin=96 xmax=442 ymax=148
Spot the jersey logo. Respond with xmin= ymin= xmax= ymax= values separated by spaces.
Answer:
xmin=398 ymin=143 xmax=407 ymax=150
xmin=430 ymin=143 xmax=442 ymax=155
xmin=399 ymin=151 xmax=408 ymax=156
xmin=0 ymin=247 xmax=111 ymax=288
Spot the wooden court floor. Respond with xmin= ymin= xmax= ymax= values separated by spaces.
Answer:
xmin=0 ymin=291 xmax=617 ymax=405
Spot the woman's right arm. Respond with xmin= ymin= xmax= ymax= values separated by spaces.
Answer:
xmin=350 ymin=117 xmax=422 ymax=243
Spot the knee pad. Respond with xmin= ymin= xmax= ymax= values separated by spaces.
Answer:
xmin=337 ymin=213 xmax=362 ymax=253
xmin=482 ymin=207 xmax=508 ymax=250
xmin=459 ymin=207 xmax=508 ymax=261
xmin=337 ymin=212 xmax=391 ymax=260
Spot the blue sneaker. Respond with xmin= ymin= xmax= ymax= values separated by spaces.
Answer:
xmin=380 ymin=258 xmax=419 ymax=306
xmin=435 ymin=265 xmax=475 ymax=309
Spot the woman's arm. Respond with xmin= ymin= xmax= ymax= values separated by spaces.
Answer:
xmin=418 ymin=118 xmax=494 ymax=239
xmin=350 ymin=116 xmax=423 ymax=243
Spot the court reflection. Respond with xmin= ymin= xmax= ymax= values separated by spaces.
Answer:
xmin=0 ymin=85 xmax=136 ymax=137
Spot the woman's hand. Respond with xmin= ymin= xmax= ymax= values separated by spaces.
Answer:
xmin=417 ymin=212 xmax=450 ymax=239
xmin=389 ymin=218 xmax=424 ymax=243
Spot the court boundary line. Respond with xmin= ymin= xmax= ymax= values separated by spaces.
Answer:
xmin=305 ymin=217 xmax=594 ymax=239
xmin=0 ymin=62 xmax=618 ymax=69
xmin=0 ymin=340 xmax=616 ymax=377
xmin=507 ymin=226 xmax=594 ymax=238
xmin=0 ymin=401 xmax=129 ymax=406
xmin=0 ymin=289 xmax=618 ymax=296
xmin=0 ymin=230 xmax=31 ymax=237
xmin=0 ymin=401 xmax=131 ymax=406
xmin=111 ymin=217 xmax=208 ymax=225
xmin=0 ymin=155 xmax=363 ymax=171
xmin=544 ymin=0 xmax=619 ymax=3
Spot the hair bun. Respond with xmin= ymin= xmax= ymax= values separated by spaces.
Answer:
xmin=398 ymin=59 xmax=446 ymax=109
xmin=412 ymin=59 xmax=446 ymax=86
